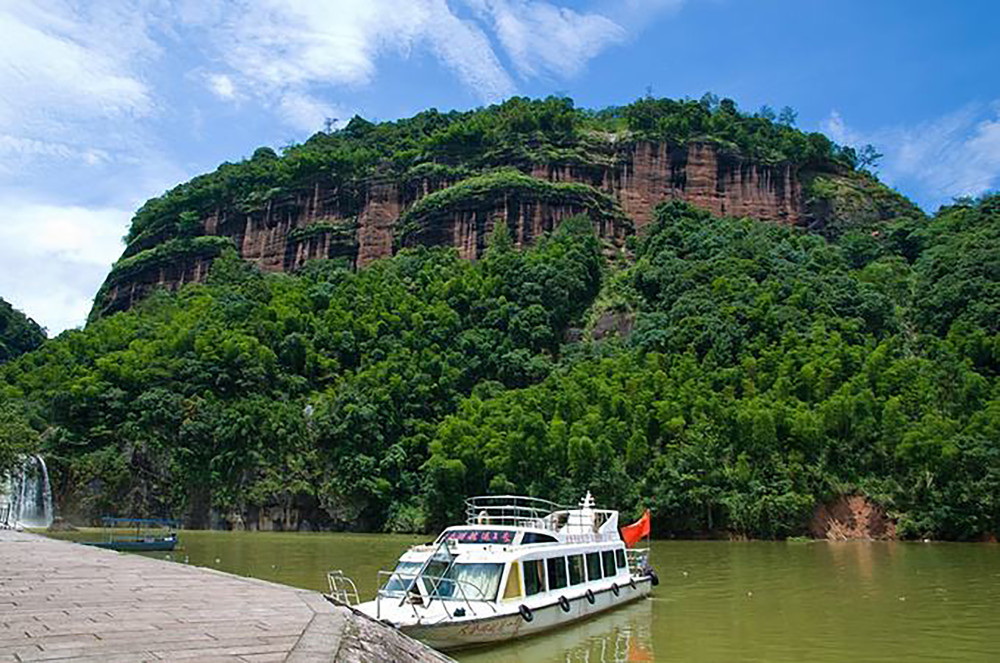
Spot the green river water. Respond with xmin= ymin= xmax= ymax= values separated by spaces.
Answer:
xmin=44 ymin=530 xmax=999 ymax=662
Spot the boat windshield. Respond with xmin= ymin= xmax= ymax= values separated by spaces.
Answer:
xmin=382 ymin=561 xmax=422 ymax=595
xmin=429 ymin=563 xmax=503 ymax=601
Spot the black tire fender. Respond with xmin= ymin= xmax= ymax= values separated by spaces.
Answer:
xmin=519 ymin=604 xmax=534 ymax=622
xmin=585 ymin=589 xmax=596 ymax=605
xmin=629 ymin=577 xmax=637 ymax=590
xmin=611 ymin=583 xmax=620 ymax=597
xmin=558 ymin=595 xmax=571 ymax=612
xmin=649 ymin=570 xmax=660 ymax=587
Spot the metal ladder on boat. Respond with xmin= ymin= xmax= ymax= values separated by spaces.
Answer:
xmin=327 ymin=570 xmax=361 ymax=606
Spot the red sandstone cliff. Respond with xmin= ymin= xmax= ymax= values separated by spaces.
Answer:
xmin=97 ymin=140 xmax=811 ymax=315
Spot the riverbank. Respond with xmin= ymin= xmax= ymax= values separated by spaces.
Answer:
xmin=0 ymin=530 xmax=453 ymax=662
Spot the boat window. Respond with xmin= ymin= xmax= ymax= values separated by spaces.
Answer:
xmin=615 ymin=548 xmax=626 ymax=570
xmin=382 ymin=561 xmax=421 ymax=595
xmin=521 ymin=532 xmax=558 ymax=545
xmin=419 ymin=558 xmax=452 ymax=595
xmin=430 ymin=563 xmax=504 ymax=601
xmin=547 ymin=557 xmax=568 ymax=590
xmin=503 ymin=562 xmax=522 ymax=600
xmin=568 ymin=555 xmax=585 ymax=585
xmin=602 ymin=550 xmax=617 ymax=576
xmin=586 ymin=552 xmax=602 ymax=581
xmin=523 ymin=559 xmax=546 ymax=596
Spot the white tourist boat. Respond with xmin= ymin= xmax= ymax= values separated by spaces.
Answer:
xmin=327 ymin=493 xmax=658 ymax=651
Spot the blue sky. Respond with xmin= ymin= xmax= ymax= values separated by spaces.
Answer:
xmin=2 ymin=0 xmax=999 ymax=334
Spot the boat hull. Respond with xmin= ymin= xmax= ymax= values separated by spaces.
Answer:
xmin=398 ymin=576 xmax=653 ymax=651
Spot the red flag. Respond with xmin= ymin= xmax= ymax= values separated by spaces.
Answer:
xmin=621 ymin=509 xmax=651 ymax=548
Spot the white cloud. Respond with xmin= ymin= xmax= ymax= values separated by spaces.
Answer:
xmin=206 ymin=72 xmax=237 ymax=100
xmin=0 ymin=134 xmax=110 ymax=171
xmin=823 ymin=104 xmax=1000 ymax=209
xmin=0 ymin=1 xmax=156 ymax=139
xmin=821 ymin=110 xmax=862 ymax=146
xmin=183 ymin=0 xmax=515 ymax=128
xmin=277 ymin=92 xmax=352 ymax=133
xmin=474 ymin=0 xmax=627 ymax=79
xmin=0 ymin=196 xmax=133 ymax=334
xmin=185 ymin=0 xmax=660 ymax=128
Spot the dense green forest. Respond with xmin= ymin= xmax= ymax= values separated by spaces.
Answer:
xmin=2 ymin=188 xmax=998 ymax=539
xmin=0 ymin=298 xmax=45 ymax=474
xmin=0 ymin=297 xmax=45 ymax=364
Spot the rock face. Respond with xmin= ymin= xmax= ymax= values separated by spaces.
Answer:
xmin=810 ymin=495 xmax=896 ymax=540
xmin=98 ymin=140 xmax=812 ymax=316
xmin=543 ymin=141 xmax=802 ymax=230
xmin=102 ymin=253 xmax=216 ymax=319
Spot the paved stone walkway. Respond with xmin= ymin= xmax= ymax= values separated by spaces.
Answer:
xmin=0 ymin=530 xmax=453 ymax=662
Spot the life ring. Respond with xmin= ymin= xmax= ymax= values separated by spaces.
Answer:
xmin=611 ymin=583 xmax=620 ymax=597
xmin=629 ymin=577 xmax=637 ymax=590
xmin=519 ymin=604 xmax=534 ymax=622
xmin=558 ymin=595 xmax=571 ymax=613
xmin=585 ymin=589 xmax=596 ymax=605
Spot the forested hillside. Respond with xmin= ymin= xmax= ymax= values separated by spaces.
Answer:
xmin=2 ymin=95 xmax=997 ymax=540
xmin=0 ymin=298 xmax=45 ymax=474
xmin=0 ymin=297 xmax=45 ymax=363
xmin=2 ymin=220 xmax=602 ymax=529
xmin=426 ymin=199 xmax=1000 ymax=540
xmin=2 ymin=192 xmax=997 ymax=539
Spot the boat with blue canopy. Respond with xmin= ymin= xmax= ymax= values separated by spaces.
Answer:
xmin=81 ymin=517 xmax=180 ymax=552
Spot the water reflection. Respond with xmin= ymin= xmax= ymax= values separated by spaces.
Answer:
xmin=458 ymin=600 xmax=654 ymax=663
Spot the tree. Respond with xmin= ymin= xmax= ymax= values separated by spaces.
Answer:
xmin=0 ymin=400 xmax=38 ymax=477
xmin=857 ymin=144 xmax=884 ymax=173
xmin=778 ymin=106 xmax=798 ymax=126
xmin=0 ymin=297 xmax=45 ymax=363
xmin=699 ymin=92 xmax=720 ymax=112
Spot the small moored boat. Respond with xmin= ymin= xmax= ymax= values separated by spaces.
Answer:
xmin=81 ymin=517 xmax=180 ymax=552
xmin=327 ymin=493 xmax=657 ymax=651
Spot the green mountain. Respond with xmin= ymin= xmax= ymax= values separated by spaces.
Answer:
xmin=2 ymin=97 xmax=997 ymax=540
xmin=91 ymin=96 xmax=918 ymax=319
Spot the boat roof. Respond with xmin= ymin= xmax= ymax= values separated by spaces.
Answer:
xmin=445 ymin=492 xmax=622 ymax=546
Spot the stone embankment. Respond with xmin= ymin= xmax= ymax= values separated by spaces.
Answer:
xmin=0 ymin=530 xmax=453 ymax=662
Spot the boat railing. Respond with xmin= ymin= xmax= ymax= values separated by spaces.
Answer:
xmin=465 ymin=495 xmax=570 ymax=530
xmin=327 ymin=570 xmax=361 ymax=606
xmin=375 ymin=570 xmax=497 ymax=621
xmin=98 ymin=517 xmax=180 ymax=543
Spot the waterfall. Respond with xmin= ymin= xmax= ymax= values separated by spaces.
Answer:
xmin=4 ymin=455 xmax=53 ymax=528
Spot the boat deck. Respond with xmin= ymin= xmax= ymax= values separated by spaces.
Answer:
xmin=0 ymin=529 xmax=453 ymax=662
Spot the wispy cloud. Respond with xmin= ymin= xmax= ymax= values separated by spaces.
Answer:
xmin=184 ymin=0 xmax=517 ymax=131
xmin=822 ymin=103 xmax=1000 ymax=210
xmin=471 ymin=0 xmax=627 ymax=79
xmin=0 ymin=1 xmax=185 ymax=333
xmin=0 ymin=195 xmax=133 ymax=334
xmin=185 ymin=0 xmax=668 ymax=130
xmin=205 ymin=72 xmax=238 ymax=100
xmin=0 ymin=1 xmax=157 ymax=138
